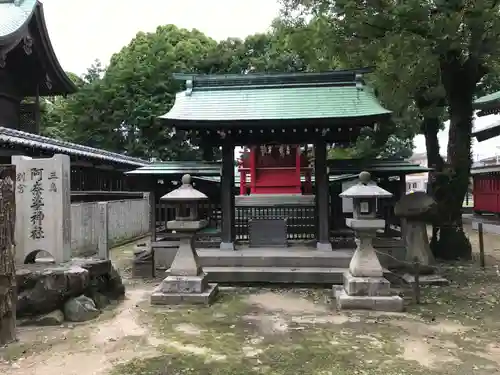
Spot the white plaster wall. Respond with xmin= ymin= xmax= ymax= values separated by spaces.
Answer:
xmin=71 ymin=197 xmax=149 ymax=256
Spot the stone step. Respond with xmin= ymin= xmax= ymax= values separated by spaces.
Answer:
xmin=197 ymin=249 xmax=354 ymax=269
xmin=199 ymin=266 xmax=347 ymax=284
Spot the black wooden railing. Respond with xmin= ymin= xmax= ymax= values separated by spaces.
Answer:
xmin=154 ymin=201 xmax=401 ymax=245
xmin=235 ymin=205 xmax=316 ymax=241
xmin=156 ymin=201 xmax=222 ymax=230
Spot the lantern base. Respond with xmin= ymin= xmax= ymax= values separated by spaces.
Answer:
xmin=334 ymin=288 xmax=404 ymax=312
xmin=333 ymin=271 xmax=404 ymax=312
xmin=151 ymin=273 xmax=219 ymax=306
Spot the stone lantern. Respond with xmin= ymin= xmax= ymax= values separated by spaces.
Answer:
xmin=394 ymin=191 xmax=448 ymax=285
xmin=150 ymin=174 xmax=218 ymax=305
xmin=336 ymin=171 xmax=404 ymax=312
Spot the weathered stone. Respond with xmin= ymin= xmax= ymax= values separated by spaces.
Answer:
xmin=17 ymin=265 xmax=89 ymax=316
xmin=151 ymin=283 xmax=219 ymax=306
xmin=73 ymin=258 xmax=112 ymax=278
xmin=335 ymin=288 xmax=404 ymax=312
xmin=394 ymin=191 xmax=435 ymax=219
xmin=88 ymin=292 xmax=110 ymax=310
xmin=64 ymin=295 xmax=100 ymax=322
xmin=20 ymin=310 xmax=65 ymax=326
xmin=348 ymin=230 xmax=384 ymax=278
xmin=12 ymin=154 xmax=71 ymax=264
xmin=106 ymin=265 xmax=126 ymax=299
xmin=169 ymin=238 xmax=202 ymax=277
xmin=403 ymin=220 xmax=436 ymax=270
xmin=157 ymin=275 xmax=208 ymax=294
xmin=343 ymin=272 xmax=391 ymax=296
xmin=16 ymin=259 xmax=125 ymax=317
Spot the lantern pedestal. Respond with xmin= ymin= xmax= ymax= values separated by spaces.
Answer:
xmin=151 ymin=235 xmax=219 ymax=306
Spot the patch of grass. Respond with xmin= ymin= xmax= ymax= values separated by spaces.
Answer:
xmin=409 ymin=264 xmax=500 ymax=324
xmin=111 ymin=261 xmax=500 ymax=375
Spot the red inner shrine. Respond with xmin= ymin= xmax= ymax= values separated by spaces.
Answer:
xmin=238 ymin=145 xmax=312 ymax=195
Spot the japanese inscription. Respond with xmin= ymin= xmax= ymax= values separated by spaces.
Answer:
xmin=29 ymin=168 xmax=44 ymax=240
xmin=13 ymin=154 xmax=72 ymax=264
xmin=48 ymin=170 xmax=58 ymax=192
xmin=16 ymin=171 xmax=26 ymax=193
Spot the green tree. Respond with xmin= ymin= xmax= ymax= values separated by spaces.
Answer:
xmin=275 ymin=14 xmax=418 ymax=160
xmin=42 ymin=26 xmax=222 ymax=160
xmin=280 ymin=0 xmax=500 ymax=260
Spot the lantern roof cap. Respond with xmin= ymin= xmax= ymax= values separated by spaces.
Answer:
xmin=160 ymin=174 xmax=208 ymax=201
xmin=339 ymin=171 xmax=393 ymax=199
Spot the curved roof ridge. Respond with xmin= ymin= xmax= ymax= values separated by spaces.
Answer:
xmin=0 ymin=0 xmax=37 ymax=43
xmin=31 ymin=1 xmax=77 ymax=94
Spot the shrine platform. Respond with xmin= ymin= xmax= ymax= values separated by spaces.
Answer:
xmin=146 ymin=242 xmax=401 ymax=284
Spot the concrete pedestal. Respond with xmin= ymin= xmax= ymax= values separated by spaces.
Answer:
xmin=335 ymin=272 xmax=404 ymax=312
xmin=151 ymin=237 xmax=218 ymax=306
xmin=151 ymin=273 xmax=218 ymax=305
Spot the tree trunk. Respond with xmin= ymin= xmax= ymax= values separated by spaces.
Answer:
xmin=429 ymin=54 xmax=479 ymax=260
xmin=0 ymin=166 xmax=16 ymax=345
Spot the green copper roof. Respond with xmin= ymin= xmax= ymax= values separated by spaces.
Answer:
xmin=474 ymin=90 xmax=500 ymax=117
xmin=474 ymin=90 xmax=500 ymax=106
xmin=125 ymin=161 xmax=221 ymax=176
xmin=0 ymin=0 xmax=36 ymax=41
xmin=193 ymin=173 xmax=359 ymax=186
xmin=327 ymin=159 xmax=431 ymax=175
xmin=159 ymin=70 xmax=391 ymax=124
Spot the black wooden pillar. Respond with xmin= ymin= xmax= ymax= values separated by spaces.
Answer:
xmin=149 ymin=176 xmax=157 ymax=242
xmin=220 ymin=143 xmax=235 ymax=250
xmin=398 ymin=174 xmax=407 ymax=239
xmin=314 ymin=140 xmax=332 ymax=250
xmin=202 ymin=145 xmax=214 ymax=161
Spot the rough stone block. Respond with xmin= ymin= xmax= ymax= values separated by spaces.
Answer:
xmin=335 ymin=289 xmax=404 ymax=312
xmin=402 ymin=273 xmax=449 ymax=286
xmin=343 ymin=272 xmax=391 ymax=296
xmin=157 ymin=274 xmax=208 ymax=294
xmin=150 ymin=283 xmax=219 ymax=306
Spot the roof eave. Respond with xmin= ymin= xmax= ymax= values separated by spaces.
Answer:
xmin=473 ymin=125 xmax=500 ymax=142
xmin=31 ymin=2 xmax=77 ymax=95
xmin=158 ymin=113 xmax=391 ymax=128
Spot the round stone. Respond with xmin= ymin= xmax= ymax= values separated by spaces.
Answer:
xmin=181 ymin=174 xmax=192 ymax=185
xmin=359 ymin=171 xmax=371 ymax=183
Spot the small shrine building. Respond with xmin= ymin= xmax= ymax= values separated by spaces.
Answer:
xmin=157 ymin=69 xmax=392 ymax=251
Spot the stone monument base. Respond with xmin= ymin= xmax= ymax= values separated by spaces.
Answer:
xmin=334 ymin=272 xmax=404 ymax=312
xmin=150 ymin=272 xmax=218 ymax=306
xmin=402 ymin=273 xmax=449 ymax=286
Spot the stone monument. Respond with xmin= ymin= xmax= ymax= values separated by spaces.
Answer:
xmin=335 ymin=171 xmax=404 ymax=312
xmin=151 ymin=174 xmax=218 ymax=305
xmin=394 ymin=191 xmax=448 ymax=285
xmin=12 ymin=154 xmax=71 ymax=264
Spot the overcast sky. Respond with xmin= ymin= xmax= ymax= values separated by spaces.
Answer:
xmin=41 ymin=0 xmax=500 ymax=160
